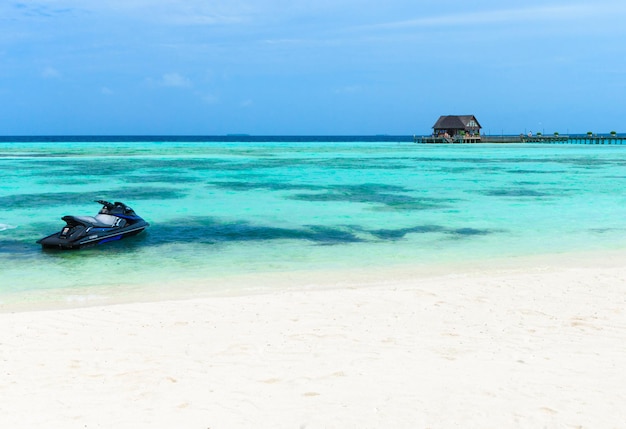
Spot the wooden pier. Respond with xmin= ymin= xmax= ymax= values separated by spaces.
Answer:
xmin=550 ymin=135 xmax=626 ymax=145
xmin=519 ymin=135 xmax=626 ymax=144
xmin=519 ymin=136 xmax=567 ymax=143
xmin=417 ymin=136 xmax=483 ymax=144
xmin=415 ymin=135 xmax=626 ymax=145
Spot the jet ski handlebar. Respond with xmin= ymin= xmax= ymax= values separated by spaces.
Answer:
xmin=95 ymin=200 xmax=115 ymax=210
xmin=95 ymin=200 xmax=136 ymax=215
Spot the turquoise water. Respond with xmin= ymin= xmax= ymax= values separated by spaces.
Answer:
xmin=2 ymin=140 xmax=626 ymax=305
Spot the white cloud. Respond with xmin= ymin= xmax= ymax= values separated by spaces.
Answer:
xmin=164 ymin=12 xmax=247 ymax=26
xmin=201 ymin=93 xmax=219 ymax=104
xmin=335 ymin=85 xmax=362 ymax=94
xmin=369 ymin=4 xmax=608 ymax=30
xmin=144 ymin=72 xmax=192 ymax=89
xmin=160 ymin=72 xmax=192 ymax=88
xmin=41 ymin=66 xmax=61 ymax=78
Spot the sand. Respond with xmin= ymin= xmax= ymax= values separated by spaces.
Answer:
xmin=2 ymin=259 xmax=626 ymax=428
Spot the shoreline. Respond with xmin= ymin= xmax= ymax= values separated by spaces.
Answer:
xmin=2 ymin=250 xmax=626 ymax=427
xmin=3 ymin=247 xmax=626 ymax=313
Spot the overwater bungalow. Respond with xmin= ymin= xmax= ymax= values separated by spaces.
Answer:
xmin=421 ymin=115 xmax=482 ymax=143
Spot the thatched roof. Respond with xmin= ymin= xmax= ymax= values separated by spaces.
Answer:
xmin=433 ymin=115 xmax=481 ymax=130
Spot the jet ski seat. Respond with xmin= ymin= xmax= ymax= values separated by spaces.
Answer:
xmin=94 ymin=214 xmax=119 ymax=225
xmin=71 ymin=214 xmax=120 ymax=228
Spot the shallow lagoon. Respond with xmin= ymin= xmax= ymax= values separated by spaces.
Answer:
xmin=2 ymin=140 xmax=626 ymax=305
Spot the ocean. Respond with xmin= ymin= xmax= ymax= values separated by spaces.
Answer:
xmin=2 ymin=137 xmax=626 ymax=308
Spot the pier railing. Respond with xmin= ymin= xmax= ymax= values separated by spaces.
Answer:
xmin=417 ymin=136 xmax=482 ymax=144
xmin=415 ymin=135 xmax=626 ymax=145
xmin=514 ymin=135 xmax=626 ymax=145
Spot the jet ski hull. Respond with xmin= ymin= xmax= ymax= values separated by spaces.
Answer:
xmin=38 ymin=221 xmax=149 ymax=249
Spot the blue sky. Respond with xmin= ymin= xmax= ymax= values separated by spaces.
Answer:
xmin=1 ymin=0 xmax=626 ymax=135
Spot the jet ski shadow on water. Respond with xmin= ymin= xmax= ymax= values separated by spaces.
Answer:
xmin=37 ymin=200 xmax=150 ymax=250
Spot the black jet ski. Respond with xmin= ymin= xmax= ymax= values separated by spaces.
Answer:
xmin=37 ymin=200 xmax=149 ymax=249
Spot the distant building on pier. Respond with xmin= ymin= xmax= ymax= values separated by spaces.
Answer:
xmin=432 ymin=115 xmax=482 ymax=141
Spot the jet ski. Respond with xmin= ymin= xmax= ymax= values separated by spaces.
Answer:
xmin=37 ymin=200 xmax=149 ymax=249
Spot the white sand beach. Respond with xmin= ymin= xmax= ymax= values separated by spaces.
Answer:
xmin=2 ymin=254 xmax=626 ymax=428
